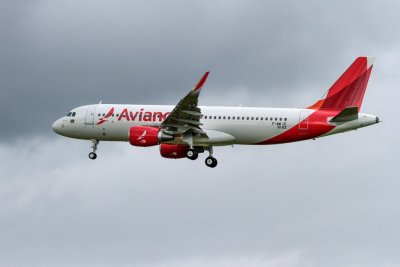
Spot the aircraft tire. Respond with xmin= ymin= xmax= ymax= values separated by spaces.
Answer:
xmin=186 ymin=149 xmax=198 ymax=160
xmin=89 ymin=152 xmax=97 ymax=160
xmin=205 ymin=157 xmax=217 ymax=168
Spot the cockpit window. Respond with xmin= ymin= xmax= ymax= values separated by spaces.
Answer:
xmin=67 ymin=112 xmax=72 ymax=117
xmin=72 ymin=112 xmax=76 ymax=117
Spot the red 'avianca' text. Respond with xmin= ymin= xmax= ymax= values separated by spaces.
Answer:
xmin=118 ymin=108 xmax=170 ymax=122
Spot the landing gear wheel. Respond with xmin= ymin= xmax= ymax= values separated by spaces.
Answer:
xmin=186 ymin=149 xmax=198 ymax=160
xmin=88 ymin=152 xmax=97 ymax=160
xmin=205 ymin=156 xmax=217 ymax=168
xmin=88 ymin=140 xmax=99 ymax=160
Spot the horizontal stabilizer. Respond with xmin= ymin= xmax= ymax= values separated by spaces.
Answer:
xmin=329 ymin=106 xmax=358 ymax=122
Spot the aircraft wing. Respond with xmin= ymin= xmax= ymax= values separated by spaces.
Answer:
xmin=160 ymin=72 xmax=209 ymax=136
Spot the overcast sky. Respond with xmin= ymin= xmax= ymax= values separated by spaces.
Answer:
xmin=1 ymin=0 xmax=399 ymax=266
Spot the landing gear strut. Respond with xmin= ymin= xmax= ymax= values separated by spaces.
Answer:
xmin=88 ymin=139 xmax=99 ymax=160
xmin=205 ymin=146 xmax=217 ymax=168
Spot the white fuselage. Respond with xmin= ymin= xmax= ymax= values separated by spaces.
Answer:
xmin=52 ymin=104 xmax=378 ymax=146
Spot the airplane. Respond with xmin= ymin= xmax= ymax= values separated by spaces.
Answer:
xmin=52 ymin=57 xmax=379 ymax=168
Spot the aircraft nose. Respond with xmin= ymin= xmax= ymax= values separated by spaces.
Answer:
xmin=51 ymin=119 xmax=62 ymax=134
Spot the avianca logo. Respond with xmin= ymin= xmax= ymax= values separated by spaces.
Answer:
xmin=118 ymin=108 xmax=171 ymax=122
xmin=97 ymin=107 xmax=115 ymax=125
xmin=137 ymin=130 xmax=147 ymax=144
xmin=96 ymin=107 xmax=171 ymax=125
xmin=138 ymin=130 xmax=147 ymax=139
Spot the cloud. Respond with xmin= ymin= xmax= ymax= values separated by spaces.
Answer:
xmin=0 ymin=123 xmax=398 ymax=267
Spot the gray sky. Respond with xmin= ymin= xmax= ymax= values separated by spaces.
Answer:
xmin=0 ymin=0 xmax=399 ymax=266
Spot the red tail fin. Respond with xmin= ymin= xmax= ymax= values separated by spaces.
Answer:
xmin=308 ymin=57 xmax=374 ymax=110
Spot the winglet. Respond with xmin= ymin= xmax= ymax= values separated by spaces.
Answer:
xmin=193 ymin=71 xmax=210 ymax=92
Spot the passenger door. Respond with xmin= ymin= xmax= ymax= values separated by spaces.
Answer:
xmin=299 ymin=111 xmax=310 ymax=130
xmin=85 ymin=106 xmax=96 ymax=125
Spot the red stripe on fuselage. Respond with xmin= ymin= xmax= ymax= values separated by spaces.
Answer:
xmin=257 ymin=109 xmax=338 ymax=144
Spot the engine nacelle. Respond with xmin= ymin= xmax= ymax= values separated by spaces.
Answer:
xmin=129 ymin=126 xmax=173 ymax=147
xmin=159 ymin=144 xmax=189 ymax=159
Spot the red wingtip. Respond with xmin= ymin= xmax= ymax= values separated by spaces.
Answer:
xmin=193 ymin=71 xmax=210 ymax=92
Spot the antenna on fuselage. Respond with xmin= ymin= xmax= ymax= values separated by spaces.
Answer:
xmin=98 ymin=100 xmax=102 ymax=104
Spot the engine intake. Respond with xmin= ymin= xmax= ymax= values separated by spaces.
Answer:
xmin=129 ymin=126 xmax=173 ymax=147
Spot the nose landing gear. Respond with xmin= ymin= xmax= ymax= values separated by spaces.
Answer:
xmin=88 ymin=140 xmax=99 ymax=160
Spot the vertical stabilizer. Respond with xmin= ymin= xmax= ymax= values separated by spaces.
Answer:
xmin=308 ymin=57 xmax=374 ymax=110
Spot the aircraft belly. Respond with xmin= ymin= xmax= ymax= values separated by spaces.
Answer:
xmin=205 ymin=123 xmax=285 ymax=145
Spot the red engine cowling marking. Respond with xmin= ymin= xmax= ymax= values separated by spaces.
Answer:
xmin=159 ymin=144 xmax=189 ymax=159
xmin=129 ymin=126 xmax=160 ymax=147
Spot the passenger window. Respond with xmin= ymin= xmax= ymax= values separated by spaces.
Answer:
xmin=242 ymin=117 xmax=245 ymax=120
xmin=103 ymin=114 xmax=105 ymax=116
xmin=275 ymin=118 xmax=277 ymax=121
xmin=247 ymin=117 xmax=249 ymax=120
xmin=218 ymin=116 xmax=221 ymax=119
xmin=279 ymin=118 xmax=282 ymax=121
xmin=251 ymin=117 xmax=254 ymax=120
xmin=265 ymin=117 xmax=268 ymax=120
xmin=205 ymin=116 xmax=208 ymax=119
xmin=98 ymin=113 xmax=101 ymax=116
xmin=228 ymin=116 xmax=230 ymax=120
xmin=284 ymin=118 xmax=287 ymax=121
xmin=256 ymin=117 xmax=258 ymax=120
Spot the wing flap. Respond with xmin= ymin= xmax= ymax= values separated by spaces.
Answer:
xmin=181 ymin=110 xmax=202 ymax=116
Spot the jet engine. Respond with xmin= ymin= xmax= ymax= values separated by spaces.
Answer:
xmin=159 ymin=144 xmax=189 ymax=159
xmin=129 ymin=126 xmax=173 ymax=147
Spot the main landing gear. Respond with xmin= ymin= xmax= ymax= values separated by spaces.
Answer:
xmin=204 ymin=146 xmax=217 ymax=168
xmin=186 ymin=146 xmax=218 ymax=168
xmin=88 ymin=139 xmax=99 ymax=160
xmin=205 ymin=157 xmax=218 ymax=168
xmin=186 ymin=149 xmax=199 ymax=160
